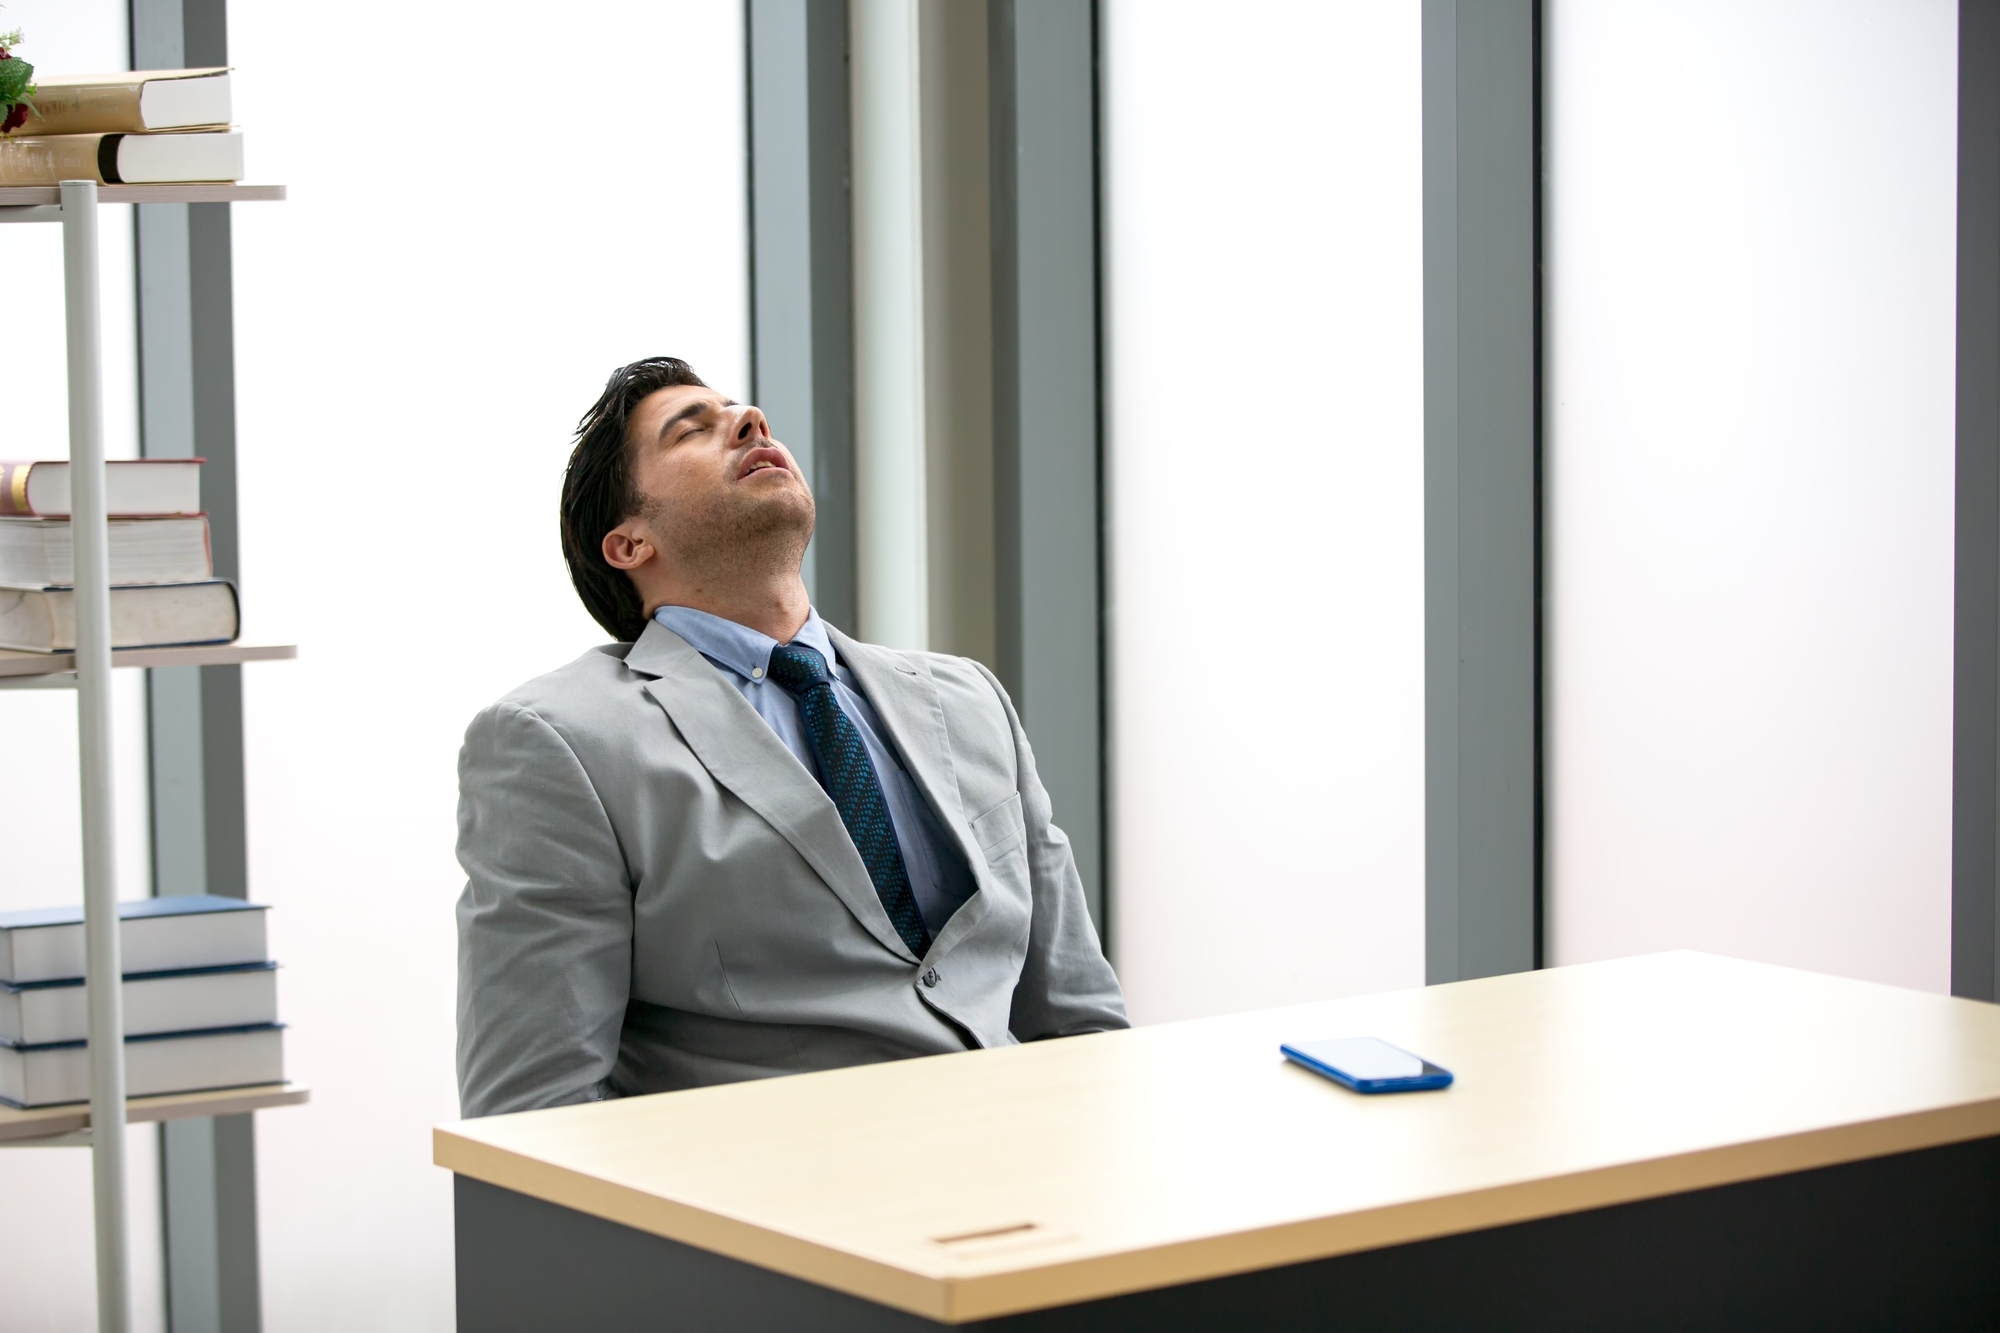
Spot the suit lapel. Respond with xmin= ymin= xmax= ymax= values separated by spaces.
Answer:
xmin=625 ymin=622 xmax=918 ymax=962
xmin=827 ymin=627 xmax=996 ymax=956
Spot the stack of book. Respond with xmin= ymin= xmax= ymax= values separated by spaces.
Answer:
xmin=0 ymin=457 xmax=240 ymax=652
xmin=0 ymin=66 xmax=240 ymax=186
xmin=0 ymin=895 xmax=284 ymax=1109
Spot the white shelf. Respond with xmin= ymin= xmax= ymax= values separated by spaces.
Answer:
xmin=0 ymin=642 xmax=296 ymax=679
xmin=11 ymin=177 xmax=294 ymax=1327
xmin=0 ymin=1084 xmax=309 ymax=1144
xmin=0 ymin=184 xmax=285 ymax=206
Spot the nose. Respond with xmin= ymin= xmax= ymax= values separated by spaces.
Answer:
xmin=733 ymin=404 xmax=771 ymax=444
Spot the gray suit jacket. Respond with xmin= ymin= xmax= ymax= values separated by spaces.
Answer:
xmin=455 ymin=620 xmax=1127 ymax=1117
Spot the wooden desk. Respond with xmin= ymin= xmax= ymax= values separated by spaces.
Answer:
xmin=436 ymin=953 xmax=2000 ymax=1330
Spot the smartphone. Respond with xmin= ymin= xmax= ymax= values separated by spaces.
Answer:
xmin=1280 ymin=1037 xmax=1454 ymax=1094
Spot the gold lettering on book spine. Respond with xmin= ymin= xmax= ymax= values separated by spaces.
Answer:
xmin=2 ymin=464 xmax=25 ymax=516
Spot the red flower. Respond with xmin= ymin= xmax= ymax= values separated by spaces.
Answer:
xmin=1 ymin=104 xmax=26 ymax=135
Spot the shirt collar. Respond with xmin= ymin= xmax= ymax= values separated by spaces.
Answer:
xmin=652 ymin=604 xmax=838 ymax=682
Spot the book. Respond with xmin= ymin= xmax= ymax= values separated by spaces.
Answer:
xmin=0 ymin=129 xmax=243 ymax=186
xmin=0 ymin=896 xmax=267 ymax=985
xmin=0 ymin=459 xmax=203 ymax=517
xmin=0 ymin=579 xmax=239 ymax=652
xmin=0 ymin=515 xmax=211 ymax=586
xmin=0 ymin=1023 xmax=284 ymax=1108
xmin=19 ymin=68 xmax=231 ymax=136
xmin=0 ymin=961 xmax=276 ymax=1045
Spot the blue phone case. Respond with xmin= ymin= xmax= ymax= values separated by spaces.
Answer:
xmin=1281 ymin=1038 xmax=1455 ymax=1094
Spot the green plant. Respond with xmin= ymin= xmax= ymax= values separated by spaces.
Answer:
xmin=0 ymin=29 xmax=37 ymax=135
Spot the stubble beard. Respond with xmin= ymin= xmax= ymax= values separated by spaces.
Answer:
xmin=646 ymin=477 xmax=816 ymax=589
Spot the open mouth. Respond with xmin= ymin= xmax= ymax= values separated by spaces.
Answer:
xmin=738 ymin=446 xmax=791 ymax=480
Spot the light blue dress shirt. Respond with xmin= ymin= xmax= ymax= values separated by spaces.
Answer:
xmin=652 ymin=605 xmax=977 ymax=934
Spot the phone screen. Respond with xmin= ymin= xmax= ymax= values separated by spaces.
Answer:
xmin=1280 ymin=1036 xmax=1453 ymax=1093
xmin=1288 ymin=1037 xmax=1423 ymax=1081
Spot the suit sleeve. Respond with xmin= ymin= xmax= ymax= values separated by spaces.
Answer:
xmin=969 ymin=662 xmax=1131 ymax=1040
xmin=456 ymin=700 xmax=633 ymax=1117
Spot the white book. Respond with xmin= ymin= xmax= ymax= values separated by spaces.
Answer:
xmin=0 ymin=1024 xmax=284 ymax=1109
xmin=111 ymin=129 xmax=244 ymax=184
xmin=0 ymin=896 xmax=268 ymax=985
xmin=0 ymin=962 xmax=277 ymax=1046
xmin=0 ymin=579 xmax=239 ymax=652
xmin=26 ymin=69 xmax=233 ymax=135
xmin=0 ymin=129 xmax=244 ymax=187
xmin=0 ymin=515 xmax=212 ymax=586
xmin=0 ymin=459 xmax=203 ymax=519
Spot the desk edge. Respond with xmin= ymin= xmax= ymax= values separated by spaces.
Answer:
xmin=436 ymin=1128 xmax=954 ymax=1320
xmin=435 ymin=1097 xmax=2000 ymax=1323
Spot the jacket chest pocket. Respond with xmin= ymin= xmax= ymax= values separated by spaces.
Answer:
xmin=969 ymin=792 xmax=1027 ymax=870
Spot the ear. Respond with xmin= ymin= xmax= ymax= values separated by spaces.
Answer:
xmin=602 ymin=518 xmax=657 ymax=573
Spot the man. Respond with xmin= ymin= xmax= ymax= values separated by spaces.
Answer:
xmin=455 ymin=356 xmax=1127 ymax=1117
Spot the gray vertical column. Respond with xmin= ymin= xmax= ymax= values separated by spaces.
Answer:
xmin=748 ymin=0 xmax=857 ymax=629
xmin=140 ymin=200 xmax=245 ymax=904
xmin=919 ymin=0 xmax=999 ymax=669
xmin=1423 ymin=0 xmax=1540 ymax=983
xmin=1955 ymin=0 xmax=2000 ymax=1003
xmin=988 ymin=0 xmax=1104 ymax=933
xmin=131 ymin=0 xmax=262 ymax=1328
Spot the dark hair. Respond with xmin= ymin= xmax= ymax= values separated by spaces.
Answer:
xmin=559 ymin=356 xmax=709 ymax=641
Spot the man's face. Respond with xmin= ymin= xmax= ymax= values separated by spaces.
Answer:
xmin=623 ymin=385 xmax=815 ymax=573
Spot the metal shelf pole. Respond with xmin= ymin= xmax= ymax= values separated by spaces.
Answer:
xmin=63 ymin=177 xmax=131 ymax=1333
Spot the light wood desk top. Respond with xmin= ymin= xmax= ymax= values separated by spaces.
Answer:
xmin=435 ymin=953 xmax=2000 ymax=1323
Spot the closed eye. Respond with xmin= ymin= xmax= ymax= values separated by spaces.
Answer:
xmin=657 ymin=397 xmax=738 ymax=446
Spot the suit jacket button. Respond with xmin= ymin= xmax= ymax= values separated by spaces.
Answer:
xmin=921 ymin=968 xmax=939 ymax=988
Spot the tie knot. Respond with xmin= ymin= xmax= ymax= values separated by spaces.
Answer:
xmin=766 ymin=642 xmax=832 ymax=697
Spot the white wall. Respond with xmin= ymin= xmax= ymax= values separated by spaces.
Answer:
xmin=1101 ymin=0 xmax=1426 ymax=1025
xmin=1544 ymin=0 xmax=1959 ymax=990
xmin=223 ymin=2 xmax=748 ymax=1327
xmin=0 ymin=8 xmax=171 ymax=1331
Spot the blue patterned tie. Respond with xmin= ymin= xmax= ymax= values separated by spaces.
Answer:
xmin=766 ymin=643 xmax=931 ymax=958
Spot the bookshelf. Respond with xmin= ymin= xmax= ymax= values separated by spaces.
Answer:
xmin=0 ymin=184 xmax=286 ymax=205
xmin=0 ymin=642 xmax=297 ymax=682
xmin=2 ymin=181 xmax=295 ymax=1331
xmin=0 ymin=1083 xmax=308 ymax=1145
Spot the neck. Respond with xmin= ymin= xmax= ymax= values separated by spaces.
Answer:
xmin=647 ymin=570 xmax=812 ymax=643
